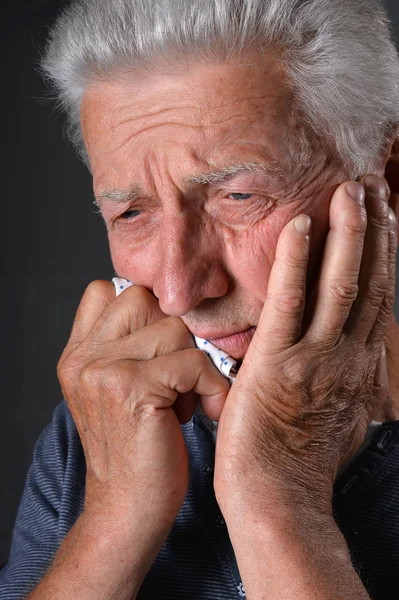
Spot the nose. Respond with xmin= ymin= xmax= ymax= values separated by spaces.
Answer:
xmin=152 ymin=209 xmax=229 ymax=316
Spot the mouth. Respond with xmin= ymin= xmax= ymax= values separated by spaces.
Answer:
xmin=206 ymin=326 xmax=257 ymax=359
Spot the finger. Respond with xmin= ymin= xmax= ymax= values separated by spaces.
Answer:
xmin=345 ymin=175 xmax=389 ymax=341
xmin=385 ymin=142 xmax=399 ymax=245
xmin=141 ymin=348 xmax=230 ymax=421
xmin=367 ymin=208 xmax=397 ymax=346
xmin=373 ymin=345 xmax=389 ymax=403
xmin=246 ymin=213 xmax=311 ymax=359
xmin=85 ymin=284 xmax=166 ymax=343
xmin=110 ymin=316 xmax=196 ymax=361
xmin=365 ymin=344 xmax=391 ymax=421
xmin=388 ymin=193 xmax=399 ymax=244
xmin=384 ymin=136 xmax=399 ymax=197
xmin=386 ymin=139 xmax=399 ymax=244
xmin=65 ymin=280 xmax=117 ymax=352
xmin=305 ymin=181 xmax=366 ymax=344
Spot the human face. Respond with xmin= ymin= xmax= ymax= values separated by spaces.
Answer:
xmin=81 ymin=53 xmax=349 ymax=359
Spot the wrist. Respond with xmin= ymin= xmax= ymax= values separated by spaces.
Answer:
xmin=81 ymin=501 xmax=174 ymax=571
xmin=221 ymin=495 xmax=335 ymax=544
xmin=221 ymin=507 xmax=367 ymax=600
xmin=228 ymin=506 xmax=337 ymax=545
xmin=216 ymin=474 xmax=333 ymax=523
xmin=84 ymin=484 xmax=179 ymax=536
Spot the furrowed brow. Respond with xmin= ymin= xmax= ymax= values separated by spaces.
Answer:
xmin=94 ymin=161 xmax=280 ymax=208
xmin=183 ymin=161 xmax=281 ymax=187
xmin=94 ymin=185 xmax=142 ymax=209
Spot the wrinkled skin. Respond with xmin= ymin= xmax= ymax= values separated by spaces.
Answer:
xmin=214 ymin=174 xmax=397 ymax=515
xmin=65 ymin=52 xmax=399 ymax=524
xmin=82 ymin=53 xmax=349 ymax=351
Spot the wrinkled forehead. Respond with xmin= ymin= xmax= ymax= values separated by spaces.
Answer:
xmin=81 ymin=52 xmax=296 ymax=149
xmin=79 ymin=53 xmax=324 ymax=199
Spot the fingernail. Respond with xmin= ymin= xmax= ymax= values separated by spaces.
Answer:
xmin=389 ymin=208 xmax=396 ymax=224
xmin=294 ymin=214 xmax=311 ymax=235
xmin=346 ymin=182 xmax=365 ymax=206
xmin=364 ymin=175 xmax=388 ymax=200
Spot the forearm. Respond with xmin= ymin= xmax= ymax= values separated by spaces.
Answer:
xmin=224 ymin=506 xmax=370 ymax=600
xmin=26 ymin=506 xmax=171 ymax=600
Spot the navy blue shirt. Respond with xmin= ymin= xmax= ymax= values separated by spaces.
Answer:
xmin=1 ymin=401 xmax=399 ymax=599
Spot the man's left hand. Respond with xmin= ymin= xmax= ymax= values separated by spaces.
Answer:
xmin=214 ymin=175 xmax=397 ymax=517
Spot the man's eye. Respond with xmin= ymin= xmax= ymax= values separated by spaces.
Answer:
xmin=229 ymin=193 xmax=253 ymax=201
xmin=118 ymin=193 xmax=253 ymax=221
xmin=120 ymin=209 xmax=141 ymax=220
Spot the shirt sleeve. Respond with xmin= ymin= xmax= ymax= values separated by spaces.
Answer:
xmin=333 ymin=420 xmax=399 ymax=600
xmin=0 ymin=401 xmax=85 ymax=600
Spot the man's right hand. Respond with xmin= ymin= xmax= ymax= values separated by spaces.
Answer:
xmin=57 ymin=281 xmax=229 ymax=533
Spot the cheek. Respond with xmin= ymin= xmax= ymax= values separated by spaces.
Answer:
xmin=108 ymin=233 xmax=159 ymax=286
xmin=224 ymin=214 xmax=285 ymax=300
xmin=224 ymin=198 xmax=331 ymax=301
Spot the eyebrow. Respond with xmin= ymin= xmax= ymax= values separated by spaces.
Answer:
xmin=94 ymin=161 xmax=281 ymax=207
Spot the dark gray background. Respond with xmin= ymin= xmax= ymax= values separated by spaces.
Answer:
xmin=1 ymin=0 xmax=399 ymax=567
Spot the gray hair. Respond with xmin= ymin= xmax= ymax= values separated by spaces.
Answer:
xmin=41 ymin=0 xmax=399 ymax=176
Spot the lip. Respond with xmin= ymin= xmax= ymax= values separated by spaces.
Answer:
xmin=193 ymin=326 xmax=252 ymax=340
xmin=206 ymin=326 xmax=257 ymax=359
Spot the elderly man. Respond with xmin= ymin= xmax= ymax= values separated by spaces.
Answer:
xmin=2 ymin=0 xmax=399 ymax=598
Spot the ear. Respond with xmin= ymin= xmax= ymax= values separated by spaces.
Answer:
xmin=383 ymin=127 xmax=399 ymax=244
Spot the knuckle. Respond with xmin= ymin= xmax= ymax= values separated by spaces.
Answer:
xmin=57 ymin=360 xmax=68 ymax=389
xmin=166 ymin=316 xmax=191 ymax=340
xmin=373 ymin=383 xmax=389 ymax=403
xmin=272 ymin=289 xmax=306 ymax=316
xmin=364 ymin=278 xmax=388 ymax=303
xmin=57 ymin=349 xmax=81 ymax=391
xmin=125 ymin=286 xmax=161 ymax=323
xmin=79 ymin=360 xmax=134 ymax=401
xmin=282 ymin=252 xmax=308 ymax=270
xmin=84 ymin=279 xmax=113 ymax=299
xmin=328 ymin=281 xmax=359 ymax=306
xmin=373 ymin=376 xmax=387 ymax=394
xmin=56 ymin=352 xmax=67 ymax=380
xmin=367 ymin=212 xmax=389 ymax=231
xmin=374 ymin=261 xmax=389 ymax=281
xmin=101 ymin=361 xmax=133 ymax=396
xmin=188 ymin=347 xmax=206 ymax=362
xmin=57 ymin=362 xmax=70 ymax=395
xmin=125 ymin=285 xmax=148 ymax=304
xmin=389 ymin=227 xmax=398 ymax=250
xmin=281 ymin=358 xmax=310 ymax=388
xmin=386 ymin=289 xmax=396 ymax=309
xmin=376 ymin=299 xmax=394 ymax=325
xmin=383 ymin=285 xmax=395 ymax=308
xmin=341 ymin=219 xmax=367 ymax=237
xmin=185 ymin=347 xmax=209 ymax=368
xmin=78 ymin=360 xmax=104 ymax=390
